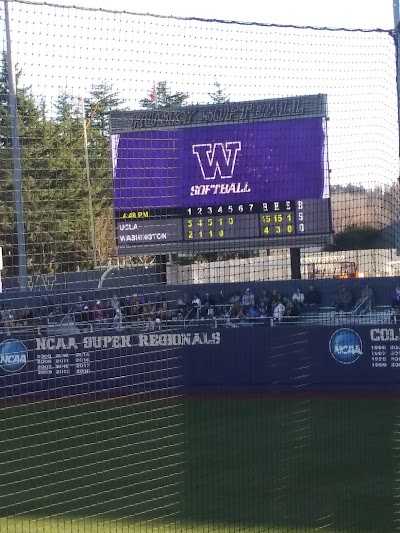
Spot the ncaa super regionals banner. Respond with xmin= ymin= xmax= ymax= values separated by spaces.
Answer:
xmin=1 ymin=326 xmax=400 ymax=400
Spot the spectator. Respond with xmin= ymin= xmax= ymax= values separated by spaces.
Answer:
xmin=81 ymin=305 xmax=90 ymax=325
xmin=93 ymin=300 xmax=104 ymax=322
xmin=392 ymin=284 xmax=400 ymax=306
xmin=275 ymin=293 xmax=288 ymax=309
xmin=50 ymin=301 xmax=65 ymax=323
xmin=3 ymin=307 xmax=15 ymax=331
xmin=241 ymin=288 xmax=255 ymax=312
xmin=191 ymin=293 xmax=201 ymax=308
xmin=144 ymin=314 xmax=156 ymax=332
xmin=148 ymin=292 xmax=162 ymax=314
xmin=355 ymin=284 xmax=375 ymax=314
xmin=247 ymin=299 xmax=260 ymax=319
xmin=216 ymin=289 xmax=226 ymax=305
xmin=190 ymin=293 xmax=202 ymax=319
xmin=335 ymin=284 xmax=353 ymax=313
xmin=176 ymin=309 xmax=185 ymax=321
xmin=141 ymin=302 xmax=154 ymax=322
xmin=259 ymin=290 xmax=272 ymax=313
xmin=73 ymin=296 xmax=85 ymax=314
xmin=292 ymin=288 xmax=305 ymax=311
xmin=229 ymin=291 xmax=242 ymax=306
xmin=176 ymin=292 xmax=191 ymax=316
xmin=230 ymin=300 xmax=245 ymax=322
xmin=110 ymin=294 xmax=120 ymax=312
xmin=271 ymin=289 xmax=280 ymax=308
xmin=113 ymin=308 xmax=124 ymax=331
xmin=216 ymin=289 xmax=229 ymax=316
xmin=273 ymin=300 xmax=286 ymax=322
xmin=156 ymin=301 xmax=173 ymax=322
xmin=16 ymin=306 xmax=27 ymax=327
xmin=201 ymin=292 xmax=215 ymax=318
xmin=18 ymin=305 xmax=34 ymax=327
xmin=284 ymin=301 xmax=300 ymax=322
xmin=73 ymin=297 xmax=89 ymax=324
xmin=127 ymin=293 xmax=143 ymax=321
xmin=27 ymin=305 xmax=35 ymax=326
xmin=259 ymin=301 xmax=270 ymax=319
xmin=392 ymin=284 xmax=400 ymax=321
xmin=304 ymin=285 xmax=321 ymax=311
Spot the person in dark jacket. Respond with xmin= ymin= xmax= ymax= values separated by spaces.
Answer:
xmin=335 ymin=284 xmax=353 ymax=313
xmin=391 ymin=284 xmax=400 ymax=322
xmin=303 ymin=285 xmax=321 ymax=311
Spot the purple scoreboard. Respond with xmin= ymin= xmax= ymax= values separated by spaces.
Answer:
xmin=110 ymin=94 xmax=332 ymax=255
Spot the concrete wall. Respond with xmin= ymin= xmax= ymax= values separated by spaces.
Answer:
xmin=167 ymin=249 xmax=398 ymax=284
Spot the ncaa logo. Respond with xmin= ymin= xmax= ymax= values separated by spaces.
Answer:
xmin=0 ymin=339 xmax=28 ymax=372
xmin=329 ymin=328 xmax=362 ymax=364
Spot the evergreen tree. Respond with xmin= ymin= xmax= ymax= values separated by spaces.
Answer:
xmin=0 ymin=52 xmax=43 ymax=276
xmin=139 ymin=81 xmax=189 ymax=109
xmin=82 ymin=82 xmax=125 ymax=265
xmin=84 ymin=82 xmax=123 ymax=135
xmin=0 ymin=53 xmax=126 ymax=275
xmin=47 ymin=83 xmax=125 ymax=270
xmin=208 ymin=80 xmax=230 ymax=104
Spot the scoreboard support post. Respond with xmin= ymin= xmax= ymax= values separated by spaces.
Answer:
xmin=290 ymin=248 xmax=301 ymax=279
xmin=155 ymin=254 xmax=167 ymax=284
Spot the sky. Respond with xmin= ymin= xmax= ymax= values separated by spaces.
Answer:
xmin=1 ymin=0 xmax=399 ymax=189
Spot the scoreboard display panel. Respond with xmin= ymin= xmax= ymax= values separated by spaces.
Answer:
xmin=110 ymin=94 xmax=332 ymax=255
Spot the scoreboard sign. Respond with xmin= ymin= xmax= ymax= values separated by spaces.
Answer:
xmin=110 ymin=94 xmax=332 ymax=255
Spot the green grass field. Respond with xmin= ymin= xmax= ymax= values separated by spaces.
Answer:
xmin=0 ymin=396 xmax=398 ymax=532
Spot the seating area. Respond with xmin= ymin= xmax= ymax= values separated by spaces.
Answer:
xmin=0 ymin=279 xmax=397 ymax=335
xmin=38 ymin=303 xmax=396 ymax=336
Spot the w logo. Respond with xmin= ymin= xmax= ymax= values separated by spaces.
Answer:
xmin=192 ymin=141 xmax=241 ymax=180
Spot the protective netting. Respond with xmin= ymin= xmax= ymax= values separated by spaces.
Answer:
xmin=0 ymin=1 xmax=400 ymax=532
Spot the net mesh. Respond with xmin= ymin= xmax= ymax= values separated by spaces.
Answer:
xmin=0 ymin=1 xmax=399 ymax=532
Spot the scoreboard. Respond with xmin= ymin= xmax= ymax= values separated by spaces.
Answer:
xmin=111 ymin=94 xmax=332 ymax=255
xmin=116 ymin=199 xmax=331 ymax=254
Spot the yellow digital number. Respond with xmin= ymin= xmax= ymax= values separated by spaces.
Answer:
xmin=275 ymin=226 xmax=281 ymax=234
xmin=287 ymin=225 xmax=293 ymax=233
xmin=187 ymin=219 xmax=193 ymax=228
xmin=209 ymin=230 xmax=213 ymax=237
xmin=188 ymin=231 xmax=193 ymax=239
xmin=219 ymin=230 xmax=224 ymax=237
xmin=198 ymin=219 xmax=203 ymax=227
xmin=199 ymin=231 xmax=203 ymax=238
xmin=274 ymin=214 xmax=283 ymax=223
xmin=286 ymin=213 xmax=292 ymax=222
xmin=262 ymin=215 xmax=271 ymax=223
xmin=228 ymin=217 xmax=234 ymax=225
xmin=264 ymin=226 xmax=270 ymax=235
xmin=208 ymin=218 xmax=213 ymax=227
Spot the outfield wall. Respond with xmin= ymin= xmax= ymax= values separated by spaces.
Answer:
xmin=0 ymin=326 xmax=399 ymax=400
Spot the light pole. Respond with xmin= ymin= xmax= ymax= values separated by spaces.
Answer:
xmin=80 ymin=96 xmax=97 ymax=268
xmin=4 ymin=0 xmax=28 ymax=290
xmin=393 ymin=0 xmax=400 ymax=255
